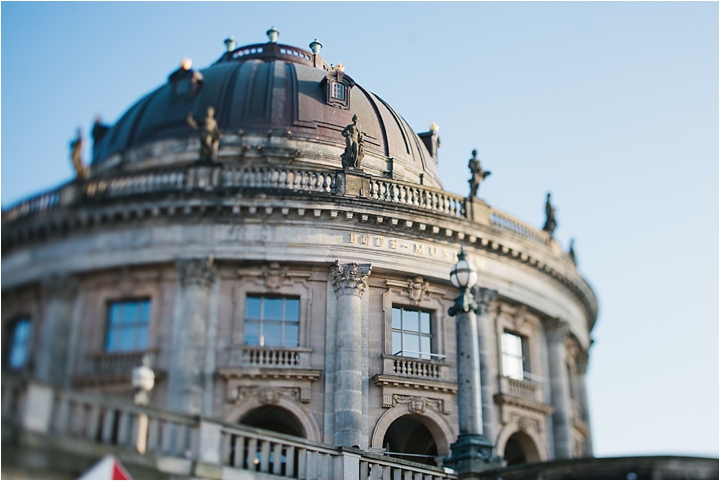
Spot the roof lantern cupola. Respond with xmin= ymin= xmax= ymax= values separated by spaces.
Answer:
xmin=266 ymin=26 xmax=279 ymax=43
xmin=309 ymin=39 xmax=322 ymax=54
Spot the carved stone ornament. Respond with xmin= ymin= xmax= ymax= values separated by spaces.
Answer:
xmin=178 ymin=257 xmax=217 ymax=288
xmin=511 ymin=413 xmax=541 ymax=434
xmin=187 ymin=106 xmax=221 ymax=162
xmin=340 ymin=114 xmax=365 ymax=170
xmin=330 ymin=261 xmax=371 ymax=297
xmin=261 ymin=262 xmax=289 ymax=292
xmin=391 ymin=394 xmax=445 ymax=415
xmin=69 ymin=128 xmax=89 ymax=181
xmin=406 ymin=277 xmax=429 ymax=306
xmin=234 ymin=386 xmax=300 ymax=405
xmin=511 ymin=305 xmax=528 ymax=331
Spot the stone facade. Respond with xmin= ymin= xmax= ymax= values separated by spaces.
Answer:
xmin=1 ymin=32 xmax=599 ymax=472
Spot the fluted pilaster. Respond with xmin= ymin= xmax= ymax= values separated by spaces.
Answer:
xmin=544 ymin=317 xmax=573 ymax=459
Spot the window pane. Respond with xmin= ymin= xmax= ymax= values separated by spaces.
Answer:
xmin=420 ymin=336 xmax=431 ymax=359
xmin=124 ymin=302 xmax=138 ymax=324
xmin=285 ymin=299 xmax=300 ymax=322
xmin=119 ymin=327 xmax=135 ymax=351
xmin=264 ymin=298 xmax=283 ymax=321
xmin=403 ymin=333 xmax=419 ymax=357
xmin=139 ymin=300 xmax=150 ymax=322
xmin=245 ymin=322 xmax=260 ymax=345
xmin=106 ymin=329 xmax=116 ymax=351
xmin=420 ymin=312 xmax=431 ymax=333
xmin=9 ymin=320 xmax=32 ymax=369
xmin=392 ymin=332 xmax=402 ymax=355
xmin=108 ymin=304 xmax=121 ymax=326
xmin=137 ymin=326 xmax=149 ymax=350
xmin=392 ymin=308 xmax=401 ymax=330
xmin=246 ymin=297 xmax=261 ymax=320
xmin=106 ymin=300 xmax=152 ymax=353
xmin=405 ymin=311 xmax=419 ymax=332
xmin=263 ymin=323 xmax=282 ymax=346
xmin=284 ymin=324 xmax=299 ymax=347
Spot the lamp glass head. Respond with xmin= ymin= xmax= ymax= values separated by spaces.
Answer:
xmin=450 ymin=250 xmax=478 ymax=288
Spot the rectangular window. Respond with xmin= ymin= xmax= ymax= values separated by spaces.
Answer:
xmin=245 ymin=296 xmax=300 ymax=348
xmin=391 ymin=307 xmax=433 ymax=359
xmin=501 ymin=331 xmax=528 ymax=381
xmin=331 ymin=83 xmax=346 ymax=100
xmin=106 ymin=299 xmax=150 ymax=352
xmin=7 ymin=318 xmax=32 ymax=369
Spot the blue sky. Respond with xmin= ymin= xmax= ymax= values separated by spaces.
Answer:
xmin=2 ymin=2 xmax=718 ymax=458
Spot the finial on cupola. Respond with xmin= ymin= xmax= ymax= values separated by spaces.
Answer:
xmin=267 ymin=26 xmax=279 ymax=43
xmin=224 ymin=36 xmax=236 ymax=52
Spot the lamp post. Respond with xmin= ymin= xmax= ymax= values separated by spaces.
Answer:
xmin=132 ymin=355 xmax=155 ymax=454
xmin=444 ymin=249 xmax=503 ymax=477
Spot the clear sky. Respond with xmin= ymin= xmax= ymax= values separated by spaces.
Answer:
xmin=2 ymin=1 xmax=718 ymax=458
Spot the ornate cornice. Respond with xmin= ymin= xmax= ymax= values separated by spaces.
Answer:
xmin=330 ymin=261 xmax=371 ymax=297
xmin=372 ymin=374 xmax=457 ymax=395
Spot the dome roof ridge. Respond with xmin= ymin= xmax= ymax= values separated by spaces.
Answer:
xmin=216 ymin=41 xmax=331 ymax=72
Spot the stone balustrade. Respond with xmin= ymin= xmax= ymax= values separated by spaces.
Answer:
xmin=383 ymin=355 xmax=446 ymax=380
xmin=368 ymin=178 xmax=465 ymax=217
xmin=2 ymin=376 xmax=453 ymax=480
xmin=226 ymin=345 xmax=312 ymax=369
xmin=500 ymin=376 xmax=543 ymax=403
xmin=1 ymin=186 xmax=60 ymax=224
xmin=84 ymin=350 xmax=158 ymax=377
xmin=490 ymin=209 xmax=550 ymax=247
xmin=221 ymin=166 xmax=337 ymax=194
xmin=84 ymin=169 xmax=187 ymax=198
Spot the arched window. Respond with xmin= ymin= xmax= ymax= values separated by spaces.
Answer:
xmin=382 ymin=415 xmax=439 ymax=466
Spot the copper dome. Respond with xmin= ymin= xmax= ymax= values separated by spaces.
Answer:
xmin=91 ymin=40 xmax=443 ymax=189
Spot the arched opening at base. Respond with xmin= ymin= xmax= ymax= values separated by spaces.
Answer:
xmin=240 ymin=405 xmax=305 ymax=438
xmin=382 ymin=415 xmax=439 ymax=466
xmin=503 ymin=431 xmax=541 ymax=466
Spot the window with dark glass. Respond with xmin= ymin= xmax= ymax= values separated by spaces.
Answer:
xmin=391 ymin=307 xmax=433 ymax=359
xmin=106 ymin=299 xmax=150 ymax=352
xmin=7 ymin=318 xmax=32 ymax=369
xmin=501 ymin=331 xmax=528 ymax=381
xmin=245 ymin=296 xmax=300 ymax=348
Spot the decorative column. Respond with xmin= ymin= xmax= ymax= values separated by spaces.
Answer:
xmin=330 ymin=261 xmax=371 ymax=447
xmin=544 ymin=318 xmax=573 ymax=459
xmin=444 ymin=250 xmax=503 ymax=477
xmin=576 ymin=352 xmax=593 ymax=455
xmin=167 ymin=257 xmax=217 ymax=415
xmin=36 ymin=275 xmax=81 ymax=386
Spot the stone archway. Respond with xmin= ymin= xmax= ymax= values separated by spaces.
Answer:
xmin=225 ymin=392 xmax=322 ymax=442
xmin=371 ymin=401 xmax=455 ymax=464
xmin=500 ymin=431 xmax=542 ymax=466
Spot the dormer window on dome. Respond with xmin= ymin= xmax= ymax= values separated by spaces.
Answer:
xmin=168 ymin=58 xmax=204 ymax=98
xmin=321 ymin=64 xmax=355 ymax=110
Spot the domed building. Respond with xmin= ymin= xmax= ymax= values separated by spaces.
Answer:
xmin=2 ymin=29 xmax=604 ymax=479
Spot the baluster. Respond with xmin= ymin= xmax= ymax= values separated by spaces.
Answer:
xmin=147 ymin=417 xmax=160 ymax=451
xmin=298 ymin=447 xmax=307 ymax=479
xmin=160 ymin=421 xmax=174 ymax=455
xmin=85 ymin=404 xmax=101 ymax=441
xmin=53 ymin=395 xmax=71 ymax=434
xmin=272 ymin=443 xmax=283 ymax=475
xmin=306 ymin=450 xmax=318 ymax=480
xmin=246 ymin=437 xmax=258 ymax=470
xmin=100 ymin=408 xmax=116 ymax=443
xmin=260 ymin=440 xmax=271 ymax=472
xmin=382 ymin=464 xmax=391 ymax=480
xmin=286 ymin=445 xmax=296 ymax=477
xmin=116 ymin=410 xmax=132 ymax=446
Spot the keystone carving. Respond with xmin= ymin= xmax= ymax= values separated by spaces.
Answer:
xmin=178 ymin=257 xmax=217 ymax=288
xmin=330 ymin=261 xmax=371 ymax=297
xmin=391 ymin=394 xmax=446 ymax=415
xmin=261 ymin=262 xmax=289 ymax=292
xmin=406 ymin=277 xmax=429 ymax=306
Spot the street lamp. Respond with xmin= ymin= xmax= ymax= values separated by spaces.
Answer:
xmin=132 ymin=355 xmax=155 ymax=406
xmin=444 ymin=249 xmax=503 ymax=478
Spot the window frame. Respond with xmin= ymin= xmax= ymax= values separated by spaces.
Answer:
xmin=391 ymin=306 xmax=436 ymax=360
xmin=104 ymin=298 xmax=152 ymax=353
xmin=243 ymin=295 xmax=301 ymax=348
xmin=5 ymin=317 xmax=33 ymax=370
xmin=501 ymin=330 xmax=529 ymax=381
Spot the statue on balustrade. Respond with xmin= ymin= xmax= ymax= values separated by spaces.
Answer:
xmin=69 ymin=128 xmax=89 ymax=181
xmin=341 ymin=114 xmax=364 ymax=170
xmin=468 ymin=149 xmax=491 ymax=199
xmin=543 ymin=192 xmax=557 ymax=236
xmin=568 ymin=238 xmax=577 ymax=265
xmin=187 ymin=106 xmax=221 ymax=162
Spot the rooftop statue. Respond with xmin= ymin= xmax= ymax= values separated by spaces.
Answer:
xmin=187 ymin=107 xmax=221 ymax=162
xmin=568 ymin=238 xmax=577 ymax=265
xmin=69 ymin=128 xmax=89 ymax=180
xmin=468 ymin=149 xmax=491 ymax=199
xmin=341 ymin=114 xmax=364 ymax=169
xmin=543 ymin=192 xmax=557 ymax=236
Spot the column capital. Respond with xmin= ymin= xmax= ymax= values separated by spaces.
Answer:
xmin=543 ymin=317 xmax=570 ymax=341
xmin=177 ymin=257 xmax=217 ymax=288
xmin=330 ymin=261 xmax=371 ymax=298
xmin=41 ymin=274 xmax=80 ymax=300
